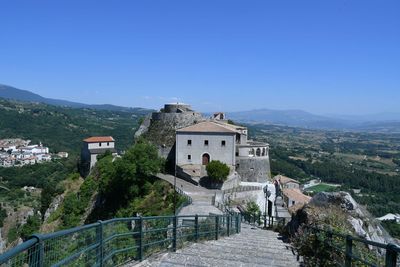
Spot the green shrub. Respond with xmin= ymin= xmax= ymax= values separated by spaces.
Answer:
xmin=206 ymin=160 xmax=230 ymax=182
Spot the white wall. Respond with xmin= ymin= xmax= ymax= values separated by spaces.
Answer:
xmin=88 ymin=142 xmax=115 ymax=150
xmin=176 ymin=132 xmax=235 ymax=166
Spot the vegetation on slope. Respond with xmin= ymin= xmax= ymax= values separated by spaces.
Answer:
xmin=88 ymin=140 xmax=182 ymax=221
xmin=0 ymin=98 xmax=147 ymax=153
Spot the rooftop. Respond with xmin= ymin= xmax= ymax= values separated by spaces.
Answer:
xmin=282 ymin=188 xmax=312 ymax=203
xmin=83 ymin=136 xmax=115 ymax=143
xmin=177 ymin=121 xmax=237 ymax=134
xmin=274 ymin=175 xmax=300 ymax=185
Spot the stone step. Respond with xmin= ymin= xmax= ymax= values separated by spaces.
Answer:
xmin=183 ymin=242 xmax=296 ymax=259
xmin=160 ymin=250 xmax=299 ymax=267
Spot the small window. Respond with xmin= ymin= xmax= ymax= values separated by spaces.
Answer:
xmin=221 ymin=140 xmax=226 ymax=146
xmin=204 ymin=140 xmax=209 ymax=146
xmin=292 ymin=201 xmax=295 ymax=206
xmin=187 ymin=140 xmax=192 ymax=146
xmin=99 ymin=143 xmax=102 ymax=147
xmin=188 ymin=155 xmax=191 ymax=160
xmin=107 ymin=142 xmax=109 ymax=146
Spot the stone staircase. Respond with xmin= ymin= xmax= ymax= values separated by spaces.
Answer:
xmin=135 ymin=224 xmax=301 ymax=267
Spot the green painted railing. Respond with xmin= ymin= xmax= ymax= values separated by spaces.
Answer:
xmin=307 ymin=226 xmax=400 ymax=267
xmin=0 ymin=214 xmax=241 ymax=267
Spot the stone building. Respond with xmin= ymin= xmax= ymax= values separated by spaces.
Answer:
xmin=176 ymin=120 xmax=271 ymax=183
xmin=80 ymin=136 xmax=116 ymax=173
xmin=176 ymin=121 xmax=237 ymax=167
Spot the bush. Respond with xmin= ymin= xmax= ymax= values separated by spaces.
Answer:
xmin=246 ymin=201 xmax=261 ymax=215
xmin=206 ymin=160 xmax=230 ymax=182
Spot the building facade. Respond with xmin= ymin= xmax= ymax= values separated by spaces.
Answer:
xmin=176 ymin=120 xmax=271 ymax=183
xmin=81 ymin=136 xmax=116 ymax=173
xmin=176 ymin=122 xmax=236 ymax=167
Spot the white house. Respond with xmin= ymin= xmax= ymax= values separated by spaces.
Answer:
xmin=81 ymin=136 xmax=116 ymax=170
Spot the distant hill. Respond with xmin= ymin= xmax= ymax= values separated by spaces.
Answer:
xmin=225 ymin=109 xmax=400 ymax=133
xmin=226 ymin=109 xmax=349 ymax=129
xmin=0 ymin=84 xmax=151 ymax=114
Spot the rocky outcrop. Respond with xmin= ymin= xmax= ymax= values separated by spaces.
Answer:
xmin=0 ymin=206 xmax=36 ymax=252
xmin=134 ymin=114 xmax=151 ymax=139
xmin=44 ymin=195 xmax=64 ymax=221
xmin=288 ymin=191 xmax=397 ymax=246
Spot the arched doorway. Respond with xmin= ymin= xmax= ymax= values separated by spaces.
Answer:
xmin=202 ymin=153 xmax=210 ymax=165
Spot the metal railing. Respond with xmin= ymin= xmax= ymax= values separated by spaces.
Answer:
xmin=175 ymin=186 xmax=192 ymax=215
xmin=241 ymin=211 xmax=286 ymax=229
xmin=307 ymin=226 xmax=400 ymax=267
xmin=0 ymin=214 xmax=241 ymax=267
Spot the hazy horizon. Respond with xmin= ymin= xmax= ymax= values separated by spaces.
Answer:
xmin=1 ymin=1 xmax=399 ymax=115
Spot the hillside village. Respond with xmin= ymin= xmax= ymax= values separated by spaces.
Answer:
xmin=0 ymin=138 xmax=68 ymax=167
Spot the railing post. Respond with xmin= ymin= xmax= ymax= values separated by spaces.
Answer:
xmin=215 ymin=216 xmax=219 ymax=240
xmin=172 ymin=216 xmax=177 ymax=252
xmin=137 ymin=217 xmax=144 ymax=261
xmin=195 ymin=215 xmax=199 ymax=242
xmin=227 ymin=215 xmax=230 ymax=237
xmin=236 ymin=214 xmax=240 ymax=234
xmin=263 ymin=213 xmax=267 ymax=229
xmin=345 ymin=235 xmax=353 ymax=267
xmin=96 ymin=221 xmax=104 ymax=267
xmin=385 ymin=243 xmax=398 ymax=267
xmin=30 ymin=234 xmax=44 ymax=267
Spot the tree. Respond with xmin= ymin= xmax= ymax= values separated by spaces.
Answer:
xmin=206 ymin=160 xmax=230 ymax=182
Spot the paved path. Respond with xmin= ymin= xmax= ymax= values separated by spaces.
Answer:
xmin=157 ymin=174 xmax=223 ymax=216
xmin=133 ymin=223 xmax=301 ymax=267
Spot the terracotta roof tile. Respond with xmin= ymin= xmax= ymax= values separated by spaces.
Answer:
xmin=83 ymin=136 xmax=115 ymax=143
xmin=283 ymin=188 xmax=311 ymax=204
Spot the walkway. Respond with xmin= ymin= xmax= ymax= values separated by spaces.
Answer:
xmin=157 ymin=174 xmax=223 ymax=216
xmin=134 ymin=223 xmax=301 ymax=267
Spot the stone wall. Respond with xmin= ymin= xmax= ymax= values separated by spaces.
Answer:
xmin=151 ymin=112 xmax=203 ymax=129
xmin=236 ymin=157 xmax=271 ymax=183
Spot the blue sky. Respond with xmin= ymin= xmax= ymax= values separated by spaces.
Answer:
xmin=0 ymin=1 xmax=399 ymax=114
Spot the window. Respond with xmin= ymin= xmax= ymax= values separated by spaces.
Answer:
xmin=99 ymin=143 xmax=102 ymax=147
xmin=221 ymin=140 xmax=226 ymax=146
xmin=188 ymin=155 xmax=191 ymax=160
xmin=107 ymin=142 xmax=109 ymax=146
xmin=204 ymin=140 xmax=209 ymax=146
xmin=187 ymin=140 xmax=192 ymax=146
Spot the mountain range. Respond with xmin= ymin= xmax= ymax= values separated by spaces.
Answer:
xmin=1 ymin=83 xmax=399 ymax=132
xmin=0 ymin=84 xmax=151 ymax=114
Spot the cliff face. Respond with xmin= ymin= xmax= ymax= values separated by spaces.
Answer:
xmin=287 ymin=191 xmax=398 ymax=245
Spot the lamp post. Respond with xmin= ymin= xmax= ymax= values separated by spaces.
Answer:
xmin=263 ymin=186 xmax=271 ymax=229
